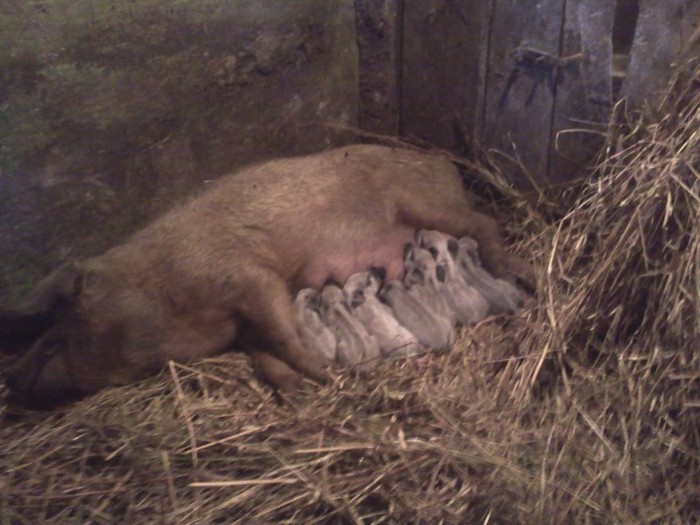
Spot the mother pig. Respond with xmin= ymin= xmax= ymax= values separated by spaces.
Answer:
xmin=2 ymin=144 xmax=533 ymax=407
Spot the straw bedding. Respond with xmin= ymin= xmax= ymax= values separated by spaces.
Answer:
xmin=1 ymin=60 xmax=697 ymax=524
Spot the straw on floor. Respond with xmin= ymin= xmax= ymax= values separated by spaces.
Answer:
xmin=1 ymin=59 xmax=697 ymax=525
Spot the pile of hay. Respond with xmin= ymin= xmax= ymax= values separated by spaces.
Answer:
xmin=1 ymin=61 xmax=698 ymax=524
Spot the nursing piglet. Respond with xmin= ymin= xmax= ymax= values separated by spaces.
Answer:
xmin=343 ymin=269 xmax=425 ymax=359
xmin=319 ymin=283 xmax=381 ymax=371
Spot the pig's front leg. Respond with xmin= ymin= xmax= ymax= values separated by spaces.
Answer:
xmin=232 ymin=267 xmax=330 ymax=386
xmin=249 ymin=349 xmax=304 ymax=393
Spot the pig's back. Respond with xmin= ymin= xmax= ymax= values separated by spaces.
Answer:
xmin=115 ymin=145 xmax=462 ymax=288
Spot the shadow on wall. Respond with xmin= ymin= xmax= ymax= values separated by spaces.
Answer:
xmin=0 ymin=0 xmax=358 ymax=303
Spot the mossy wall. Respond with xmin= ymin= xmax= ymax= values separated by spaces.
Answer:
xmin=0 ymin=0 xmax=358 ymax=302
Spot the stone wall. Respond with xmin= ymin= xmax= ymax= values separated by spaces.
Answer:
xmin=0 ymin=0 xmax=358 ymax=302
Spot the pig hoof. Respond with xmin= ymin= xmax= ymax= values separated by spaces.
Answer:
xmin=302 ymin=356 xmax=333 ymax=385
xmin=506 ymin=255 xmax=536 ymax=294
xmin=251 ymin=351 xmax=319 ymax=394
xmin=275 ymin=373 xmax=306 ymax=394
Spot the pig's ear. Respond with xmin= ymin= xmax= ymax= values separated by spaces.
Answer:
xmin=17 ymin=263 xmax=84 ymax=315
xmin=0 ymin=310 xmax=54 ymax=354
xmin=0 ymin=263 xmax=84 ymax=354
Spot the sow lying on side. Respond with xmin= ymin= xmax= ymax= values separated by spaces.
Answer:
xmin=1 ymin=145 xmax=534 ymax=407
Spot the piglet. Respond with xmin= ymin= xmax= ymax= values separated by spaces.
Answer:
xmin=415 ymin=230 xmax=489 ymax=324
xmin=343 ymin=269 xmax=425 ymax=359
xmin=379 ymin=246 xmax=455 ymax=351
xmin=403 ymin=244 xmax=456 ymax=324
xmin=294 ymin=288 xmax=337 ymax=362
xmin=319 ymin=283 xmax=381 ymax=371
xmin=378 ymin=280 xmax=455 ymax=352
xmin=456 ymin=237 xmax=524 ymax=314
xmin=418 ymin=229 xmax=522 ymax=315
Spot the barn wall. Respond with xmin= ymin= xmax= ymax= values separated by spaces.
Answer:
xmin=400 ymin=0 xmax=489 ymax=151
xmin=622 ymin=0 xmax=698 ymax=108
xmin=0 ymin=0 xmax=358 ymax=302
xmin=2 ymin=0 xmax=695 ymax=300
xmin=548 ymin=0 xmax=615 ymax=185
xmin=481 ymin=0 xmax=567 ymax=188
xmin=354 ymin=0 xmax=401 ymax=135
xmin=360 ymin=0 xmax=697 ymax=188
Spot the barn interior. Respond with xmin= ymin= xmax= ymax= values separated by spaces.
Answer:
xmin=0 ymin=1 xmax=698 ymax=523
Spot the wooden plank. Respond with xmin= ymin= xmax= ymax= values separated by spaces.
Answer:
xmin=400 ymin=0 xmax=489 ymax=151
xmin=354 ymin=0 xmax=401 ymax=135
xmin=472 ymin=0 xmax=495 ymax=151
xmin=680 ymin=0 xmax=700 ymax=57
xmin=548 ymin=0 xmax=615 ymax=185
xmin=621 ymin=0 xmax=688 ymax=109
xmin=481 ymin=0 xmax=566 ymax=188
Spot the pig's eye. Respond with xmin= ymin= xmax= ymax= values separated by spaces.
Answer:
xmin=428 ymin=247 xmax=439 ymax=259
xmin=34 ymin=340 xmax=64 ymax=369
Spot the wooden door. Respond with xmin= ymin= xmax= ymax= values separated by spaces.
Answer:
xmin=389 ymin=0 xmax=699 ymax=188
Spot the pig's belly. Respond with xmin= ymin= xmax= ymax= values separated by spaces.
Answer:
xmin=298 ymin=225 xmax=414 ymax=289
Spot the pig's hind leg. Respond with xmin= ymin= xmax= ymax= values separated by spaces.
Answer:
xmin=394 ymin=193 xmax=535 ymax=290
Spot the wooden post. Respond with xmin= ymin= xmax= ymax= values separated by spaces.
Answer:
xmin=400 ymin=0 xmax=489 ymax=152
xmin=481 ymin=0 xmax=566 ymax=188
xmin=622 ymin=0 xmax=689 ymax=109
xmin=548 ymin=0 xmax=615 ymax=185
xmin=354 ymin=0 xmax=402 ymax=135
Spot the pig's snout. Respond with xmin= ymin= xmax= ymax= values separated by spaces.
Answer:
xmin=5 ymin=345 xmax=80 ymax=409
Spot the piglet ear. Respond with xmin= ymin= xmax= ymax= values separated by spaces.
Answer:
xmin=406 ymin=268 xmax=425 ymax=286
xmin=447 ymin=239 xmax=460 ymax=258
xmin=300 ymin=289 xmax=321 ymax=311
xmin=309 ymin=293 xmax=322 ymax=312
xmin=436 ymin=265 xmax=447 ymax=283
xmin=350 ymin=291 xmax=364 ymax=308
xmin=370 ymin=266 xmax=387 ymax=281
